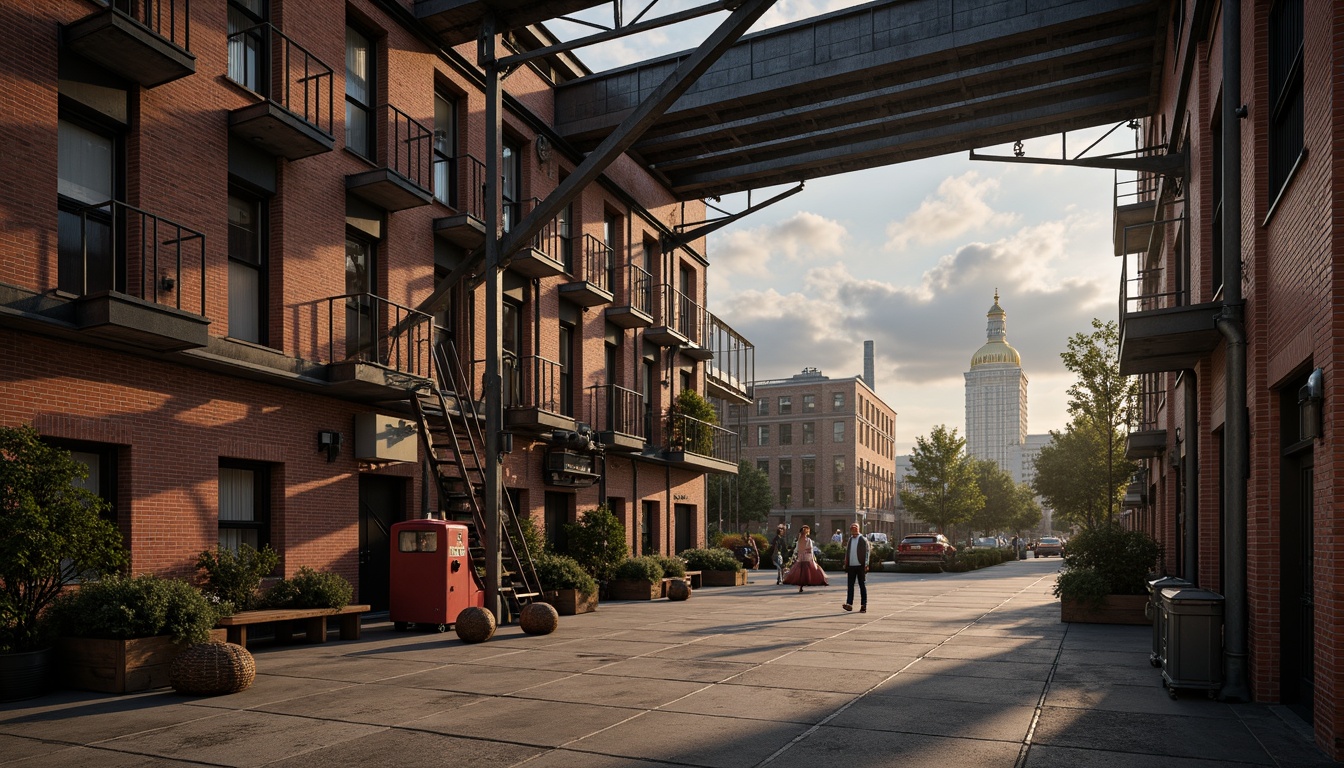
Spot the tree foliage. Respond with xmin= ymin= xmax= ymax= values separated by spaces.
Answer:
xmin=903 ymin=425 xmax=984 ymax=534
xmin=563 ymin=503 xmax=628 ymax=583
xmin=969 ymin=459 xmax=1016 ymax=535
xmin=707 ymin=460 xmax=775 ymax=528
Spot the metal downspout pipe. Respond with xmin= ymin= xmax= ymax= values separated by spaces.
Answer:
xmin=1215 ymin=0 xmax=1251 ymax=703
xmin=1183 ymin=371 xmax=1198 ymax=584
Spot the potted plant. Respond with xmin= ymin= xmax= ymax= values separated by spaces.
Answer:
xmin=48 ymin=574 xmax=227 ymax=693
xmin=608 ymin=556 xmax=665 ymax=600
xmin=562 ymin=504 xmax=628 ymax=595
xmin=0 ymin=425 xmax=127 ymax=701
xmin=535 ymin=553 xmax=598 ymax=615
xmin=196 ymin=543 xmax=280 ymax=611
xmin=653 ymin=555 xmax=688 ymax=597
xmin=665 ymin=389 xmax=718 ymax=455
xmin=1054 ymin=525 xmax=1160 ymax=624
xmin=678 ymin=547 xmax=746 ymax=586
xmin=263 ymin=567 xmax=354 ymax=609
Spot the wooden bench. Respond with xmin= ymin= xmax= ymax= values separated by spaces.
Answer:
xmin=684 ymin=570 xmax=703 ymax=589
xmin=216 ymin=605 xmax=371 ymax=649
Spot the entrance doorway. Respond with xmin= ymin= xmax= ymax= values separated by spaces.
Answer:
xmin=674 ymin=504 xmax=694 ymax=553
xmin=359 ymin=474 xmax=405 ymax=611
xmin=1280 ymin=374 xmax=1316 ymax=723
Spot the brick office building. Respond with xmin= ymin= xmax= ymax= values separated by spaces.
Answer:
xmin=1113 ymin=0 xmax=1344 ymax=756
xmin=741 ymin=363 xmax=896 ymax=541
xmin=0 ymin=0 xmax=751 ymax=611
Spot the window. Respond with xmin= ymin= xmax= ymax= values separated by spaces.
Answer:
xmin=345 ymin=25 xmax=374 ymax=158
xmin=604 ymin=212 xmax=619 ymax=291
xmin=779 ymin=424 xmax=792 ymax=445
xmin=218 ymin=461 xmax=270 ymax=551
xmin=756 ymin=397 xmax=768 ymax=416
xmin=227 ymin=0 xmax=267 ymax=92
xmin=345 ymin=234 xmax=376 ymax=358
xmin=832 ymin=485 xmax=845 ymax=502
xmin=833 ymin=421 xmax=844 ymax=443
xmin=1268 ymin=0 xmax=1304 ymax=200
xmin=778 ymin=396 xmax=792 ymax=414
xmin=801 ymin=458 xmax=815 ymax=505
xmin=503 ymin=300 xmax=522 ymax=407
xmin=802 ymin=422 xmax=815 ymax=444
xmin=642 ymin=357 xmax=656 ymax=438
xmin=501 ymin=137 xmax=521 ymax=231
xmin=779 ymin=459 xmax=793 ymax=506
xmin=802 ymin=394 xmax=815 ymax=412
xmin=56 ymin=440 xmax=118 ymax=527
xmin=833 ymin=392 xmax=844 ymax=410
xmin=228 ymin=190 xmax=267 ymax=344
xmin=559 ymin=321 xmax=575 ymax=416
xmin=433 ymin=92 xmax=457 ymax=207
xmin=58 ymin=117 xmax=119 ymax=295
xmin=558 ymin=202 xmax=575 ymax=272
xmin=756 ymin=425 xmax=770 ymax=446
xmin=757 ymin=459 xmax=769 ymax=476
xmin=833 ymin=455 xmax=845 ymax=480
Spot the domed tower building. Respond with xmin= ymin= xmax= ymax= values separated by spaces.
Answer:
xmin=964 ymin=292 xmax=1028 ymax=474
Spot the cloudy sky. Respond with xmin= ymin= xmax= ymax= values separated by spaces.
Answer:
xmin=552 ymin=1 xmax=1130 ymax=454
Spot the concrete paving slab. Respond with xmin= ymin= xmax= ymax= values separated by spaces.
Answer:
xmin=538 ymin=637 xmax=679 ymax=657
xmin=261 ymin=729 xmax=543 ymax=768
xmin=832 ymin=694 xmax=1037 ymax=741
xmin=1023 ymin=744 xmax=1246 ymax=767
xmin=870 ymin=671 xmax=1047 ymax=705
xmin=646 ymin=642 xmax=800 ymax=664
xmin=585 ymin=656 xmax=753 ymax=683
xmin=771 ymin=648 xmax=918 ymax=672
xmin=507 ymin=671 xmax=706 ymax=709
xmin=1051 ymin=660 xmax=1165 ymax=686
xmin=371 ymin=661 xmax=573 ymax=695
xmin=1031 ymin=706 xmax=1274 ymax=764
xmin=764 ymin=724 xmax=1023 ymax=768
xmin=803 ymin=638 xmax=939 ymax=657
xmin=566 ymin=709 xmax=809 ymax=768
xmin=175 ymin=673 xmax=354 ymax=710
xmin=99 ymin=709 xmax=386 ymax=767
xmin=1057 ymin=648 xmax=1153 ymax=668
xmin=725 ymin=662 xmax=891 ymax=694
xmin=249 ymin=684 xmax=482 ymax=725
xmin=509 ymin=749 xmax=688 ymax=768
xmin=470 ymin=648 xmax=631 ymax=674
xmin=5 ymin=743 xmax=204 ymax=766
xmin=659 ymin=682 xmax=851 ymax=723
xmin=906 ymin=657 xmax=1055 ymax=680
xmin=0 ymin=692 xmax=213 ymax=743
xmin=1046 ymin=680 xmax=1239 ymax=718
xmin=404 ymin=697 xmax=637 ymax=747
xmin=925 ymin=644 xmax=1060 ymax=664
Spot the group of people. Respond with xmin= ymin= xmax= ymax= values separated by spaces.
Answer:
xmin=744 ymin=522 xmax=868 ymax=613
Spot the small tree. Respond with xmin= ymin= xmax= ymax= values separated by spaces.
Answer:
xmin=1058 ymin=318 xmax=1139 ymax=523
xmin=563 ymin=503 xmax=628 ymax=584
xmin=666 ymin=389 xmax=718 ymax=454
xmin=969 ymin=459 xmax=1015 ymax=537
xmin=707 ymin=460 xmax=774 ymax=530
xmin=903 ymin=425 xmax=984 ymax=536
xmin=0 ymin=425 xmax=128 ymax=653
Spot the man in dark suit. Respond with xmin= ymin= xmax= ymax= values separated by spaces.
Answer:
xmin=842 ymin=522 xmax=870 ymax=612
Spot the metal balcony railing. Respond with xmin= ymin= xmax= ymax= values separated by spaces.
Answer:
xmin=104 ymin=0 xmax=191 ymax=51
xmin=323 ymin=293 xmax=434 ymax=378
xmin=667 ymin=412 xmax=738 ymax=463
xmin=577 ymin=234 xmax=612 ymax=291
xmin=502 ymin=197 xmax=565 ymax=260
xmin=67 ymin=200 xmax=206 ymax=316
xmin=434 ymin=152 xmax=485 ymax=216
xmin=498 ymin=354 xmax=562 ymax=413
xmin=588 ymin=384 xmax=644 ymax=439
xmin=1135 ymin=373 xmax=1165 ymax=433
xmin=704 ymin=312 xmax=754 ymax=394
xmin=226 ymin=22 xmax=333 ymax=138
xmin=656 ymin=283 xmax=702 ymax=342
xmin=382 ymin=104 xmax=433 ymax=194
xmin=619 ymin=263 xmax=652 ymax=314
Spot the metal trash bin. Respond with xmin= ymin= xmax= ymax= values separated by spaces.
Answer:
xmin=1146 ymin=576 xmax=1190 ymax=667
xmin=1159 ymin=586 xmax=1224 ymax=698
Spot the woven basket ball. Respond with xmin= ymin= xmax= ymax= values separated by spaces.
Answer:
xmin=519 ymin=602 xmax=559 ymax=635
xmin=169 ymin=642 xmax=256 ymax=696
xmin=666 ymin=579 xmax=691 ymax=601
xmin=454 ymin=606 xmax=496 ymax=643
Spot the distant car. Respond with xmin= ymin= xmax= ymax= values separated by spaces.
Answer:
xmin=895 ymin=533 xmax=957 ymax=568
xmin=1035 ymin=537 xmax=1065 ymax=557
xmin=973 ymin=537 xmax=1000 ymax=549
xmin=865 ymin=533 xmax=890 ymax=546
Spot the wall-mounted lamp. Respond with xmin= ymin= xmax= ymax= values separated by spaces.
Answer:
xmin=1298 ymin=367 xmax=1325 ymax=441
xmin=318 ymin=430 xmax=342 ymax=462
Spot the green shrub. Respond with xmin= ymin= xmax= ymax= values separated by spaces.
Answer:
xmin=614 ymin=556 xmax=664 ymax=582
xmin=263 ymin=567 xmax=353 ymax=609
xmin=869 ymin=544 xmax=893 ymax=569
xmin=49 ymin=574 xmax=224 ymax=645
xmin=666 ymin=389 xmax=718 ymax=454
xmin=678 ymin=547 xmax=742 ymax=572
xmin=510 ymin=511 xmax=548 ymax=561
xmin=196 ymin=543 xmax=280 ymax=611
xmin=534 ymin=553 xmax=597 ymax=596
xmin=563 ymin=504 xmax=628 ymax=584
xmin=654 ymin=555 xmax=686 ymax=578
xmin=821 ymin=541 xmax=845 ymax=559
xmin=1053 ymin=568 xmax=1111 ymax=607
xmin=1059 ymin=525 xmax=1160 ymax=596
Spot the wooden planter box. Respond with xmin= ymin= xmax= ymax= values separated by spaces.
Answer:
xmin=699 ymin=569 xmax=747 ymax=587
xmin=58 ymin=629 xmax=227 ymax=694
xmin=541 ymin=589 xmax=598 ymax=615
xmin=1060 ymin=594 xmax=1150 ymax=625
xmin=608 ymin=579 xmax=662 ymax=601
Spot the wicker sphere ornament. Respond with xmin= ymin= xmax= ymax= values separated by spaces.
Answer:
xmin=169 ymin=642 xmax=256 ymax=696
xmin=519 ymin=602 xmax=560 ymax=635
xmin=666 ymin=579 xmax=691 ymax=601
xmin=454 ymin=606 xmax=496 ymax=643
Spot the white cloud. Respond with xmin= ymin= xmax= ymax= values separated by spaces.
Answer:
xmin=711 ymin=211 xmax=848 ymax=278
xmin=884 ymin=172 xmax=1019 ymax=252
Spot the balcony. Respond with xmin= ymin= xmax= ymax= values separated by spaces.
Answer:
xmin=319 ymin=293 xmax=435 ymax=399
xmin=63 ymin=0 xmax=195 ymax=88
xmin=227 ymin=24 xmax=334 ymax=161
xmin=588 ymin=384 xmax=644 ymax=452
xmin=605 ymin=264 xmax=653 ymax=329
xmin=432 ymin=154 xmax=487 ymax=249
xmin=346 ymin=105 xmax=434 ymax=211
xmin=703 ymin=313 xmax=753 ymax=404
xmin=415 ymin=0 xmax=607 ymax=47
xmin=558 ymin=234 xmax=614 ymax=308
xmin=62 ymin=200 xmax=209 ymax=351
xmin=501 ymin=354 xmax=574 ymax=433
xmin=1117 ymin=251 xmax=1221 ymax=375
xmin=664 ymin=413 xmax=739 ymax=474
xmin=1126 ymin=374 xmax=1167 ymax=460
xmin=679 ymin=304 xmax=713 ymax=361
xmin=501 ymin=199 xmax=565 ymax=279
xmin=645 ymin=284 xmax=699 ymax=347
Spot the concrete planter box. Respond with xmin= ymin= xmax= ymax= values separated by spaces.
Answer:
xmin=608 ymin=579 xmax=661 ymax=601
xmin=1060 ymin=594 xmax=1150 ymax=625
xmin=541 ymin=589 xmax=598 ymax=615
xmin=58 ymin=629 xmax=227 ymax=693
xmin=699 ymin=570 xmax=747 ymax=587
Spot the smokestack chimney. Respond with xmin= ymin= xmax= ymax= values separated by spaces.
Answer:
xmin=864 ymin=340 xmax=875 ymax=390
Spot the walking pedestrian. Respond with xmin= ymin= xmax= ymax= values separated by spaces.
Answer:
xmin=771 ymin=524 xmax=789 ymax=584
xmin=782 ymin=525 xmax=828 ymax=592
xmin=831 ymin=529 xmax=843 ymax=544
xmin=841 ymin=522 xmax=869 ymax=613
xmin=742 ymin=531 xmax=760 ymax=569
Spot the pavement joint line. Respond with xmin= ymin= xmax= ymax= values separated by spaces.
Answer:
xmin=1012 ymin=571 xmax=1069 ymax=768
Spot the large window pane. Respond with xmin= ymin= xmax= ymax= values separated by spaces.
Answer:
xmin=345 ymin=26 xmax=372 ymax=158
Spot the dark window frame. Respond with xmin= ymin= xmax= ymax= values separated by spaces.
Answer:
xmin=228 ymin=184 xmax=269 ymax=345
xmin=218 ymin=458 xmax=272 ymax=551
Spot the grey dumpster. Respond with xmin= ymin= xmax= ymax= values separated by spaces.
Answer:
xmin=1146 ymin=576 xmax=1190 ymax=667
xmin=1159 ymin=586 xmax=1224 ymax=698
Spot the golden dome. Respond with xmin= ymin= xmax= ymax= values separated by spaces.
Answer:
xmin=970 ymin=290 xmax=1021 ymax=368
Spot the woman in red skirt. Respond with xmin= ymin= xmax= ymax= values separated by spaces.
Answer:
xmin=782 ymin=525 xmax=829 ymax=592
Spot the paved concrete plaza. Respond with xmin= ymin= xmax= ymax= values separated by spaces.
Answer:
xmin=0 ymin=557 xmax=1336 ymax=767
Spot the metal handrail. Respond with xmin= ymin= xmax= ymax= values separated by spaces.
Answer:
xmin=435 ymin=153 xmax=485 ymax=216
xmin=656 ymin=283 xmax=701 ymax=342
xmin=492 ymin=354 xmax=562 ymax=413
xmin=502 ymin=197 xmax=564 ymax=260
xmin=587 ymin=384 xmax=644 ymax=439
xmin=324 ymin=292 xmax=434 ymax=377
xmin=73 ymin=199 xmax=206 ymax=315
xmin=621 ymin=263 xmax=652 ymax=315
xmin=383 ymin=104 xmax=433 ymax=194
xmin=667 ymin=412 xmax=738 ymax=463
xmin=106 ymin=0 xmax=191 ymax=51
xmin=704 ymin=311 xmax=753 ymax=394
xmin=227 ymin=22 xmax=334 ymax=137
xmin=578 ymin=233 xmax=611 ymax=291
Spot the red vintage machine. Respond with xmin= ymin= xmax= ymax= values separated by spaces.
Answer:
xmin=389 ymin=519 xmax=484 ymax=630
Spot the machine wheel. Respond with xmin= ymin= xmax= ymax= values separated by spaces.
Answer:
xmin=436 ymin=623 xmax=448 ymax=633
xmin=393 ymin=622 xmax=409 ymax=632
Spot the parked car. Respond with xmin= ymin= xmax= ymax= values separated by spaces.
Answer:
xmin=972 ymin=537 xmax=1000 ymax=549
xmin=865 ymin=532 xmax=890 ymax=546
xmin=1035 ymin=536 xmax=1065 ymax=557
xmin=895 ymin=533 xmax=956 ymax=568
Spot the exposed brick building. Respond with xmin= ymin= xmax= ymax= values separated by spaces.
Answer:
xmin=0 ymin=0 xmax=750 ymax=612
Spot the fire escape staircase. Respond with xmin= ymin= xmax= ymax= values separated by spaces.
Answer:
xmin=408 ymin=340 xmax=542 ymax=620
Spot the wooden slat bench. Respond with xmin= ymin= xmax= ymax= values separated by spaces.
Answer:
xmin=684 ymin=570 xmax=703 ymax=589
xmin=216 ymin=605 xmax=371 ymax=649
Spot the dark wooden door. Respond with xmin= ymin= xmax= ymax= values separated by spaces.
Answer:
xmin=359 ymin=474 xmax=404 ymax=612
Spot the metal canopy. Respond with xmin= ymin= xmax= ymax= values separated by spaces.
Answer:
xmin=553 ymin=0 xmax=1168 ymax=199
